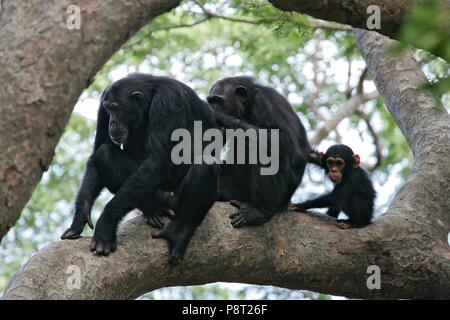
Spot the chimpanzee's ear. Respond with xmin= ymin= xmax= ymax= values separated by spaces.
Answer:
xmin=235 ymin=86 xmax=248 ymax=104
xmin=319 ymin=152 xmax=324 ymax=160
xmin=353 ymin=154 xmax=361 ymax=168
xmin=130 ymin=91 xmax=144 ymax=99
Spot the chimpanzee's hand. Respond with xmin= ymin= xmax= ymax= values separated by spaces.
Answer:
xmin=214 ymin=108 xmax=241 ymax=128
xmin=213 ymin=108 xmax=229 ymax=125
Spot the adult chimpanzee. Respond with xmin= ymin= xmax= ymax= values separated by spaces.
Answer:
xmin=61 ymin=73 xmax=219 ymax=265
xmin=206 ymin=76 xmax=310 ymax=227
xmin=290 ymin=144 xmax=376 ymax=229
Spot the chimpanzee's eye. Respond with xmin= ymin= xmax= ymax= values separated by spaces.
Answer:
xmin=207 ymin=95 xmax=224 ymax=107
xmin=336 ymin=159 xmax=345 ymax=167
xmin=104 ymin=101 xmax=119 ymax=113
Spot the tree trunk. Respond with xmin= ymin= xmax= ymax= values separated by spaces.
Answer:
xmin=0 ymin=0 xmax=180 ymax=240
xmin=3 ymin=29 xmax=450 ymax=299
xmin=270 ymin=0 xmax=450 ymax=60
xmin=1 ymin=1 xmax=450 ymax=299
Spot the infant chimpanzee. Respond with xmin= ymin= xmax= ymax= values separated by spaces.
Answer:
xmin=290 ymin=144 xmax=376 ymax=229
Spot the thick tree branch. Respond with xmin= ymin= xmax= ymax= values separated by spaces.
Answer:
xmin=2 ymin=202 xmax=450 ymax=300
xmin=0 ymin=0 xmax=180 ymax=240
xmin=270 ymin=0 xmax=450 ymax=60
xmin=353 ymin=26 xmax=450 ymax=277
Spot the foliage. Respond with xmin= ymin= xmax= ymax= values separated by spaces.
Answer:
xmin=4 ymin=0 xmax=447 ymax=298
xmin=396 ymin=0 xmax=450 ymax=98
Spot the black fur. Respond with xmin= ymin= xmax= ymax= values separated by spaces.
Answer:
xmin=292 ymin=144 xmax=376 ymax=228
xmin=207 ymin=76 xmax=310 ymax=227
xmin=62 ymin=73 xmax=219 ymax=265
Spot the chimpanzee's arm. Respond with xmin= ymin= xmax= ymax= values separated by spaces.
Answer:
xmin=295 ymin=193 xmax=335 ymax=210
xmin=62 ymin=105 xmax=111 ymax=239
xmin=90 ymin=150 xmax=168 ymax=254
xmin=306 ymin=150 xmax=324 ymax=168
xmin=214 ymin=109 xmax=259 ymax=131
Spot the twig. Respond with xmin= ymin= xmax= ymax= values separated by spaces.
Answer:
xmin=356 ymin=68 xmax=368 ymax=95
xmin=310 ymin=91 xmax=379 ymax=145
xmin=356 ymin=110 xmax=383 ymax=172
xmin=124 ymin=17 xmax=211 ymax=48
xmin=127 ymin=0 xmax=353 ymax=49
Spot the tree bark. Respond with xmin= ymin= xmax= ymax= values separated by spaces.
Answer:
xmin=3 ymin=199 xmax=450 ymax=300
xmin=0 ymin=0 xmax=180 ymax=240
xmin=2 ymin=6 xmax=450 ymax=300
xmin=270 ymin=0 xmax=450 ymax=60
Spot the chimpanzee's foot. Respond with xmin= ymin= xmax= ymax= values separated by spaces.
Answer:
xmin=152 ymin=223 xmax=193 ymax=265
xmin=337 ymin=219 xmax=370 ymax=229
xmin=143 ymin=206 xmax=175 ymax=229
xmin=229 ymin=201 xmax=270 ymax=227
xmin=61 ymin=227 xmax=84 ymax=240
xmin=337 ymin=219 xmax=355 ymax=229
xmin=61 ymin=209 xmax=94 ymax=239
xmin=288 ymin=203 xmax=306 ymax=212
xmin=61 ymin=205 xmax=95 ymax=240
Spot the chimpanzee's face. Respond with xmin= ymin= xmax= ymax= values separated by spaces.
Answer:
xmin=324 ymin=156 xmax=346 ymax=183
xmin=322 ymin=144 xmax=360 ymax=183
xmin=206 ymin=82 xmax=248 ymax=118
xmin=101 ymin=84 xmax=146 ymax=145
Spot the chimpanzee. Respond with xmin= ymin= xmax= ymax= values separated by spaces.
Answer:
xmin=207 ymin=76 xmax=310 ymax=227
xmin=290 ymin=144 xmax=376 ymax=229
xmin=61 ymin=73 xmax=219 ymax=265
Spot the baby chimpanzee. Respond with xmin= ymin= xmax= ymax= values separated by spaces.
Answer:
xmin=290 ymin=144 xmax=376 ymax=229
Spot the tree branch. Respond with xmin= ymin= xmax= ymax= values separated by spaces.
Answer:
xmin=353 ymin=26 xmax=450 ymax=272
xmin=125 ymin=3 xmax=352 ymax=49
xmin=356 ymin=111 xmax=383 ymax=172
xmin=123 ymin=17 xmax=211 ymax=48
xmin=305 ymin=20 xmax=352 ymax=32
xmin=193 ymin=0 xmax=260 ymax=25
xmin=270 ymin=0 xmax=450 ymax=56
xmin=310 ymin=91 xmax=379 ymax=145
xmin=270 ymin=0 xmax=408 ymax=35
xmin=2 ymin=202 xmax=450 ymax=300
